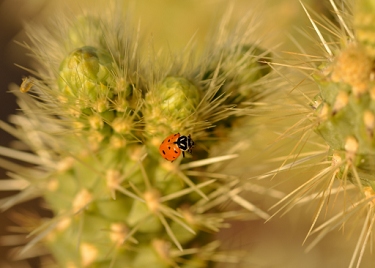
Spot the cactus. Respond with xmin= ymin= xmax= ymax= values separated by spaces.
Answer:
xmin=5 ymin=0 xmax=375 ymax=267
xmin=0 ymin=3 xmax=272 ymax=268
xmin=261 ymin=0 xmax=375 ymax=267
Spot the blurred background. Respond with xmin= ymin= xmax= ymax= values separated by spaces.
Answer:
xmin=0 ymin=1 xmax=49 ymax=267
xmin=1 ymin=0 xmax=372 ymax=267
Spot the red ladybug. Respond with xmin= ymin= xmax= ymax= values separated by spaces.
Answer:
xmin=159 ymin=133 xmax=195 ymax=162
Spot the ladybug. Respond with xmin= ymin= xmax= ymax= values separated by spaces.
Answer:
xmin=159 ymin=133 xmax=195 ymax=162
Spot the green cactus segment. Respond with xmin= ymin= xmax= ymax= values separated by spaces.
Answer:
xmin=46 ymin=214 xmax=134 ymax=268
xmin=144 ymin=76 xmax=200 ymax=138
xmin=314 ymin=43 xmax=375 ymax=189
xmin=42 ymin=152 xmax=216 ymax=267
xmin=355 ymin=0 xmax=375 ymax=57
xmin=42 ymin=154 xmax=180 ymax=267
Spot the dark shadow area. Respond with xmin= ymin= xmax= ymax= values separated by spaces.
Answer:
xmin=0 ymin=0 xmax=49 ymax=266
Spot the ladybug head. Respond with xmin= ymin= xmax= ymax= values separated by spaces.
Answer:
xmin=175 ymin=134 xmax=194 ymax=152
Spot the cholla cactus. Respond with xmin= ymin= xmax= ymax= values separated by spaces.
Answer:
xmin=0 ymin=3 xmax=272 ymax=267
xmin=264 ymin=0 xmax=375 ymax=267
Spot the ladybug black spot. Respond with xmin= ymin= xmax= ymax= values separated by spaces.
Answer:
xmin=168 ymin=146 xmax=171 ymax=150
xmin=162 ymin=150 xmax=166 ymax=155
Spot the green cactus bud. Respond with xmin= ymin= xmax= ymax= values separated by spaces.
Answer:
xmin=58 ymin=46 xmax=114 ymax=110
xmin=158 ymin=77 xmax=200 ymax=118
xmin=144 ymin=76 xmax=200 ymax=138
